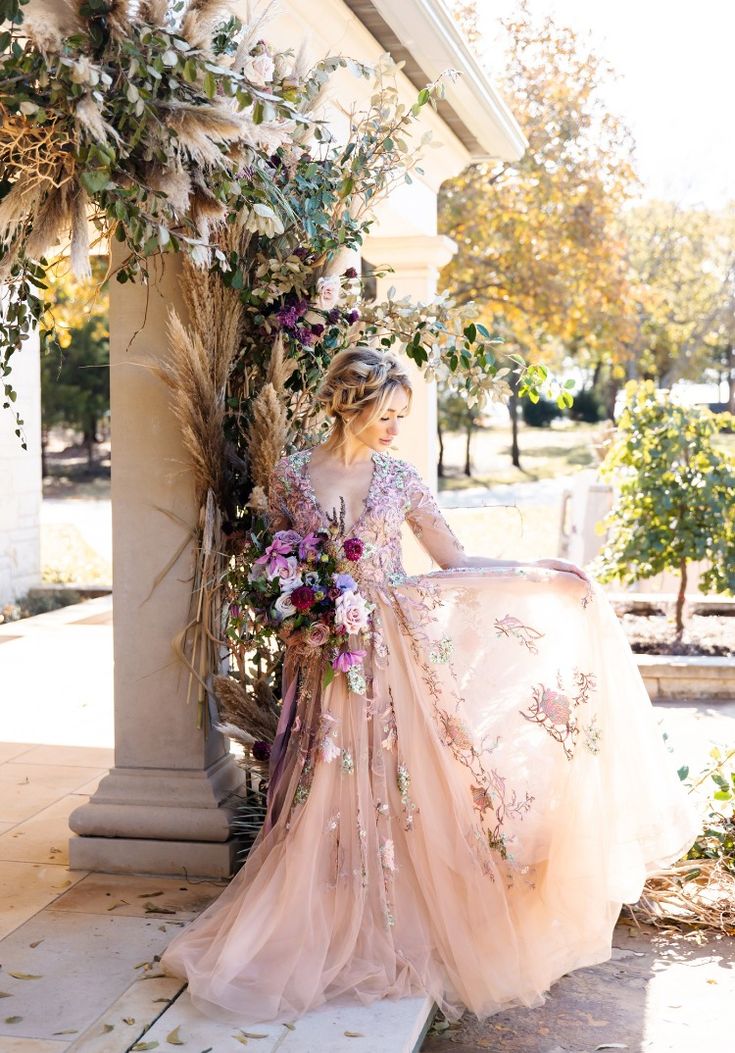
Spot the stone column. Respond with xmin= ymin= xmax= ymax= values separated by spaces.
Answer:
xmin=362 ymin=234 xmax=457 ymax=572
xmin=68 ymin=251 xmax=246 ymax=878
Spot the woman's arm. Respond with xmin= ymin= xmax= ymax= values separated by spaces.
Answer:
xmin=404 ymin=464 xmax=590 ymax=583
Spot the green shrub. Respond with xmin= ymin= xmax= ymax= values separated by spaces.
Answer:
xmin=591 ymin=380 xmax=735 ymax=634
xmin=521 ymin=395 xmax=562 ymax=427
xmin=567 ymin=386 xmax=604 ymax=422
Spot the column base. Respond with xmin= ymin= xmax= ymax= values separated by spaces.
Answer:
xmin=68 ymin=833 xmax=243 ymax=878
xmin=68 ymin=752 xmax=248 ymax=877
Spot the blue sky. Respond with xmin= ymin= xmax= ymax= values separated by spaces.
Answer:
xmin=477 ymin=0 xmax=734 ymax=210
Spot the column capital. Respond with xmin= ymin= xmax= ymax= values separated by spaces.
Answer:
xmin=362 ymin=234 xmax=458 ymax=273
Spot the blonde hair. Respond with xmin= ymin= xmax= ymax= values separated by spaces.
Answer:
xmin=315 ymin=347 xmax=413 ymax=449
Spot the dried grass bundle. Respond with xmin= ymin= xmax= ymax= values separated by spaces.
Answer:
xmin=70 ymin=184 xmax=92 ymax=279
xmin=136 ymin=0 xmax=169 ymax=25
xmin=212 ymin=672 xmax=280 ymax=743
xmin=181 ymin=0 xmax=236 ymax=50
xmin=155 ymin=309 xmax=228 ymax=508
xmin=165 ymin=103 xmax=245 ymax=168
xmin=75 ymin=95 xmax=121 ymax=146
xmin=24 ymin=182 xmax=74 ymax=261
xmin=245 ymin=380 xmax=288 ymax=493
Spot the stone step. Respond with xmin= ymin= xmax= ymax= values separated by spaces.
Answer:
xmin=66 ymin=979 xmax=435 ymax=1053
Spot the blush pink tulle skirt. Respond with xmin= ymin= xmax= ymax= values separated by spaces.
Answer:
xmin=160 ymin=566 xmax=700 ymax=1026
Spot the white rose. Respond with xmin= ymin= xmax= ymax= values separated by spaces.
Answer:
xmin=334 ymin=589 xmax=370 ymax=635
xmin=243 ymin=51 xmax=275 ymax=87
xmin=274 ymin=592 xmax=297 ymax=618
xmin=316 ymin=276 xmax=341 ymax=310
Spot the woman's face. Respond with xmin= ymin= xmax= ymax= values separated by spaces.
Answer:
xmin=353 ymin=385 xmax=411 ymax=451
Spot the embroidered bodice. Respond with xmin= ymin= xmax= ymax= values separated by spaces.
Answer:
xmin=266 ymin=447 xmax=467 ymax=588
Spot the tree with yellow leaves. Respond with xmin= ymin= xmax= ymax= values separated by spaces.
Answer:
xmin=443 ymin=0 xmax=639 ymax=465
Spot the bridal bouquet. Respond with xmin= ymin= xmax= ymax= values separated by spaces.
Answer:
xmin=245 ymin=527 xmax=375 ymax=694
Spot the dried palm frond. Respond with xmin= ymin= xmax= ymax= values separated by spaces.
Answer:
xmin=630 ymin=859 xmax=735 ymax=935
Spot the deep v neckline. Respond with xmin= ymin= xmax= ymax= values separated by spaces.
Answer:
xmin=304 ymin=447 xmax=379 ymax=537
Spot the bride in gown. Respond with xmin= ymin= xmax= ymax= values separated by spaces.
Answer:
xmin=160 ymin=346 xmax=700 ymax=1026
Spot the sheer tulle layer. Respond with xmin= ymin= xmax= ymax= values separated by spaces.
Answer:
xmin=159 ymin=566 xmax=700 ymax=1026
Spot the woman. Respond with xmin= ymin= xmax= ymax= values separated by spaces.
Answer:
xmin=160 ymin=346 xmax=699 ymax=1026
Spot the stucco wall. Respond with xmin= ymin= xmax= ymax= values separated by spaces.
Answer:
xmin=0 ymin=328 xmax=42 ymax=606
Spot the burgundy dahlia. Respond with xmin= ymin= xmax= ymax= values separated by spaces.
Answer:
xmin=290 ymin=585 xmax=316 ymax=611
xmin=343 ymin=537 xmax=364 ymax=562
xmin=252 ymin=740 xmax=271 ymax=762
xmin=343 ymin=266 xmax=358 ymax=279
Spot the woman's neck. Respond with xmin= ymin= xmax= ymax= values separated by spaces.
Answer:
xmin=318 ymin=431 xmax=373 ymax=466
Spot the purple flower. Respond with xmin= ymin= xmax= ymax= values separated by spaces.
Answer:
xmin=293 ymin=247 xmax=310 ymax=259
xmin=343 ymin=537 xmax=364 ymax=561
xmin=343 ymin=266 xmax=358 ymax=279
xmin=229 ymin=603 xmax=241 ymax=618
xmin=332 ymin=648 xmax=367 ymax=672
xmin=346 ymin=309 xmax=360 ymax=325
xmin=333 ymin=572 xmax=357 ymax=590
xmin=274 ymin=529 xmax=301 ymax=550
xmin=295 ymin=326 xmax=314 ymax=346
xmin=290 ymin=585 xmax=316 ymax=612
xmin=254 ymin=535 xmax=294 ymax=565
xmin=326 ymin=307 xmax=340 ymax=325
xmin=298 ymin=532 xmax=321 ymax=561
xmin=277 ymin=305 xmax=300 ymax=328
xmin=310 ymin=323 xmax=325 ymax=337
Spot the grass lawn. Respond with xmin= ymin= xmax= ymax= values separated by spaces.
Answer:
xmin=438 ymin=419 xmax=610 ymax=490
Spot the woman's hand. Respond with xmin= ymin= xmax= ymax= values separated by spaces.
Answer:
xmin=532 ymin=557 xmax=592 ymax=585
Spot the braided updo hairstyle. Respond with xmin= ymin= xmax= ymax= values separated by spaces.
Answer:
xmin=315 ymin=347 xmax=413 ymax=449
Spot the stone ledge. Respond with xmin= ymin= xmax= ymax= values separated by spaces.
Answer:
xmin=637 ymin=654 xmax=735 ymax=701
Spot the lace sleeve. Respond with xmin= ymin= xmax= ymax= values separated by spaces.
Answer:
xmin=404 ymin=463 xmax=467 ymax=570
xmin=266 ymin=456 xmax=292 ymax=533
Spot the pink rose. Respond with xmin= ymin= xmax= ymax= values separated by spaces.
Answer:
xmin=334 ymin=589 xmax=370 ymax=634
xmin=305 ymin=622 xmax=330 ymax=647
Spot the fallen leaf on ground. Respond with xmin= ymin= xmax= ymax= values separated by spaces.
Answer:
xmin=0 ymin=992 xmax=13 ymax=998
xmin=239 ymin=1032 xmax=268 ymax=1039
xmin=29 ymin=940 xmax=44 ymax=948
xmin=52 ymin=1029 xmax=79 ymax=1035
xmin=344 ymin=1031 xmax=365 ymax=1038
xmin=107 ymin=900 xmax=130 ymax=911
xmin=139 ymin=890 xmax=165 ymax=897
xmin=144 ymin=903 xmax=177 ymax=914
xmin=123 ymin=1017 xmax=136 ymax=1025
xmin=166 ymin=1025 xmax=184 ymax=1045
xmin=102 ymin=1023 xmax=115 ymax=1032
xmin=595 ymin=1045 xmax=628 ymax=1051
xmin=8 ymin=972 xmax=42 ymax=980
xmin=132 ymin=1043 xmax=159 ymax=1051
xmin=5 ymin=1016 xmax=22 ymax=1023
